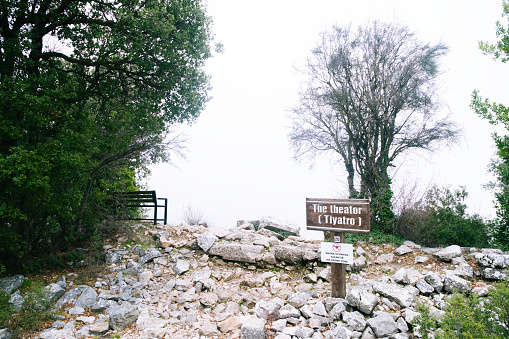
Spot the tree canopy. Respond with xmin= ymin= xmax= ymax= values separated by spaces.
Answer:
xmin=471 ymin=0 xmax=509 ymax=250
xmin=0 ymin=0 xmax=215 ymax=269
xmin=290 ymin=21 xmax=459 ymax=232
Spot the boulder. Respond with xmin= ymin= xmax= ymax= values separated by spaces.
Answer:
xmin=394 ymin=245 xmax=413 ymax=256
xmin=156 ymin=236 xmax=171 ymax=249
xmin=453 ymin=263 xmax=474 ymax=280
xmin=346 ymin=287 xmax=378 ymax=315
xmin=199 ymin=322 xmax=221 ymax=337
xmin=415 ymin=279 xmax=435 ymax=295
xmin=273 ymin=245 xmax=304 ymax=264
xmin=218 ymin=316 xmax=242 ymax=332
xmin=173 ymin=259 xmax=191 ymax=275
xmin=424 ymin=272 xmax=443 ymax=293
xmin=259 ymin=216 xmax=300 ymax=236
xmin=287 ymin=291 xmax=311 ymax=309
xmin=433 ymin=245 xmax=462 ymax=262
xmin=45 ymin=283 xmax=66 ymax=302
xmin=254 ymin=298 xmax=284 ymax=319
xmin=393 ymin=268 xmax=409 ymax=285
xmin=372 ymin=282 xmax=418 ymax=308
xmin=312 ymin=301 xmax=328 ymax=318
xmin=478 ymin=253 xmax=509 ymax=268
xmin=0 ymin=329 xmax=12 ymax=339
xmin=375 ymin=253 xmax=394 ymax=264
xmin=443 ymin=274 xmax=472 ymax=293
xmin=282 ymin=326 xmax=314 ymax=338
xmin=108 ymin=304 xmax=140 ymax=331
xmin=197 ymin=231 xmax=219 ymax=252
xmin=208 ymin=243 xmax=264 ymax=263
xmin=329 ymin=302 xmax=346 ymax=320
xmin=366 ymin=312 xmax=398 ymax=337
xmin=138 ymin=248 xmax=162 ymax=265
xmin=351 ymin=255 xmax=367 ymax=271
xmin=0 ymin=275 xmax=24 ymax=294
xmin=342 ymin=310 xmax=367 ymax=332
xmin=75 ymin=287 xmax=98 ymax=309
xmin=278 ymin=304 xmax=301 ymax=319
xmin=105 ymin=252 xmax=121 ymax=264
xmin=240 ymin=316 xmax=266 ymax=339
xmin=480 ymin=267 xmax=508 ymax=281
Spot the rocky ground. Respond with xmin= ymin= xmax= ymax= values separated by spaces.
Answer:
xmin=0 ymin=218 xmax=508 ymax=339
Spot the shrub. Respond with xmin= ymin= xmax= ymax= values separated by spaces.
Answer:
xmin=345 ymin=229 xmax=404 ymax=247
xmin=0 ymin=291 xmax=13 ymax=329
xmin=416 ymin=283 xmax=509 ymax=339
xmin=395 ymin=185 xmax=491 ymax=248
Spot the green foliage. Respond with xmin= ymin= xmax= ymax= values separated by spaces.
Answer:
xmin=250 ymin=220 xmax=261 ymax=231
xmin=371 ymin=179 xmax=397 ymax=234
xmin=0 ymin=0 xmax=215 ymax=270
xmin=471 ymin=1 xmax=509 ymax=251
xmin=417 ymin=283 xmax=509 ymax=339
xmin=414 ymin=302 xmax=439 ymax=339
xmin=345 ymin=229 xmax=404 ymax=247
xmin=0 ymin=291 xmax=13 ymax=328
xmin=395 ymin=185 xmax=490 ymax=248
xmin=13 ymin=285 xmax=54 ymax=334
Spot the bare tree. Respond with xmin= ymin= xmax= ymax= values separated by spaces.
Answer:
xmin=289 ymin=21 xmax=459 ymax=232
xmin=289 ymin=87 xmax=358 ymax=197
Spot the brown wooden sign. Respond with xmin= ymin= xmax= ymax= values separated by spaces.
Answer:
xmin=306 ymin=198 xmax=370 ymax=233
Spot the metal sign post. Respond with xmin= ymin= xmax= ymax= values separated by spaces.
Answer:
xmin=306 ymin=198 xmax=370 ymax=298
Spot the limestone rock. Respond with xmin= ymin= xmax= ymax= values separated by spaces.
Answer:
xmin=443 ymin=274 xmax=472 ymax=293
xmin=480 ymin=267 xmax=508 ymax=281
xmin=196 ymin=231 xmax=219 ymax=252
xmin=45 ymin=283 xmax=66 ymax=302
xmin=375 ymin=253 xmax=394 ymax=264
xmin=88 ymin=321 xmax=109 ymax=336
xmin=259 ymin=216 xmax=300 ymax=236
xmin=75 ymin=287 xmax=97 ymax=308
xmin=394 ymin=245 xmax=413 ymax=256
xmin=254 ymin=298 xmax=284 ymax=319
xmin=0 ymin=329 xmax=12 ymax=339
xmin=372 ymin=282 xmax=418 ymax=308
xmin=138 ymin=248 xmax=162 ymax=265
xmin=0 ymin=275 xmax=24 ymax=294
xmin=342 ymin=311 xmax=367 ymax=332
xmin=478 ymin=253 xmax=509 ymax=268
xmin=433 ymin=245 xmax=462 ymax=262
xmin=173 ymin=259 xmax=190 ymax=275
xmin=366 ymin=312 xmax=398 ymax=337
xmin=208 ymin=243 xmax=264 ymax=263
xmin=393 ymin=268 xmax=409 ymax=285
xmin=287 ymin=291 xmax=311 ymax=309
xmin=346 ymin=287 xmax=378 ymax=315
xmin=415 ymin=279 xmax=435 ymax=295
xmin=424 ymin=272 xmax=443 ymax=293
xmin=240 ymin=316 xmax=266 ymax=339
xmin=218 ymin=316 xmax=242 ymax=332
xmin=273 ymin=245 xmax=304 ymax=264
xmin=199 ymin=322 xmax=221 ymax=337
xmin=107 ymin=304 xmax=140 ymax=331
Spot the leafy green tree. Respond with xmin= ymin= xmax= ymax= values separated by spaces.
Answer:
xmin=0 ymin=0 xmax=215 ymax=268
xmin=290 ymin=21 xmax=459 ymax=232
xmin=471 ymin=0 xmax=509 ymax=250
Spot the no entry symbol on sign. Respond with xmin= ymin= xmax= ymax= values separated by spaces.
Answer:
xmin=332 ymin=243 xmax=341 ymax=252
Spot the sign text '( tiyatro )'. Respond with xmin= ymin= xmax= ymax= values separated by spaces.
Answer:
xmin=311 ymin=203 xmax=363 ymax=226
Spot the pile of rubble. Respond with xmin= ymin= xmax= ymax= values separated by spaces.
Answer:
xmin=0 ymin=217 xmax=507 ymax=339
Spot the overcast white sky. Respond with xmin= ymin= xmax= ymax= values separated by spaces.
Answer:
xmin=147 ymin=0 xmax=509 ymax=237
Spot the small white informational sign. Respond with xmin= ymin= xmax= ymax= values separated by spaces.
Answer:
xmin=320 ymin=242 xmax=353 ymax=265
